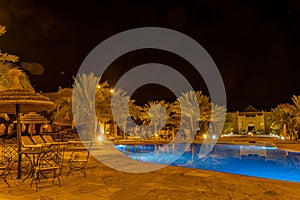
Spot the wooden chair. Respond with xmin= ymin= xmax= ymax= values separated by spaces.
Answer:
xmin=31 ymin=144 xmax=66 ymax=191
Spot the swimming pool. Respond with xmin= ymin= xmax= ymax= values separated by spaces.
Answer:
xmin=115 ymin=143 xmax=300 ymax=183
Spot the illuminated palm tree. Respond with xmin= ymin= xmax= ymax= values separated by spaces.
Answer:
xmin=279 ymin=95 xmax=300 ymax=140
xmin=111 ymin=88 xmax=136 ymax=140
xmin=140 ymin=100 xmax=171 ymax=137
xmin=195 ymin=91 xmax=211 ymax=133
xmin=174 ymin=91 xmax=200 ymax=139
xmin=208 ymin=103 xmax=227 ymax=138
xmin=290 ymin=95 xmax=300 ymax=140
xmin=95 ymin=81 xmax=113 ymax=123
xmin=174 ymin=91 xmax=212 ymax=138
xmin=269 ymin=103 xmax=295 ymax=140
xmin=72 ymin=73 xmax=99 ymax=140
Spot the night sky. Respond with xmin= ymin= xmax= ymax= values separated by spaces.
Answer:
xmin=0 ymin=0 xmax=300 ymax=111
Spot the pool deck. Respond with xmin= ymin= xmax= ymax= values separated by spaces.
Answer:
xmin=275 ymin=143 xmax=300 ymax=152
xmin=0 ymin=139 xmax=300 ymax=199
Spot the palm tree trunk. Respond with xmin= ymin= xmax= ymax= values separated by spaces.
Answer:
xmin=288 ymin=126 xmax=294 ymax=141
xmin=122 ymin=122 xmax=126 ymax=140
xmin=154 ymin=124 xmax=157 ymax=138
xmin=283 ymin=124 xmax=287 ymax=138
xmin=203 ymin=121 xmax=209 ymax=133
xmin=190 ymin=118 xmax=195 ymax=140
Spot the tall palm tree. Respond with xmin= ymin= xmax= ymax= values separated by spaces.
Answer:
xmin=72 ymin=73 xmax=99 ymax=140
xmin=268 ymin=95 xmax=300 ymax=140
xmin=140 ymin=100 xmax=171 ymax=137
xmin=195 ymin=91 xmax=211 ymax=133
xmin=174 ymin=91 xmax=200 ymax=139
xmin=95 ymin=81 xmax=113 ymax=123
xmin=174 ymin=91 xmax=212 ymax=138
xmin=290 ymin=95 xmax=300 ymax=139
xmin=197 ymin=103 xmax=226 ymax=159
xmin=111 ymin=88 xmax=135 ymax=140
xmin=269 ymin=103 xmax=295 ymax=140
xmin=208 ymin=103 xmax=227 ymax=138
xmin=268 ymin=105 xmax=285 ymax=135
xmin=279 ymin=95 xmax=300 ymax=140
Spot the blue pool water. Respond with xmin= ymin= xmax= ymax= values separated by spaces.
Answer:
xmin=115 ymin=144 xmax=300 ymax=182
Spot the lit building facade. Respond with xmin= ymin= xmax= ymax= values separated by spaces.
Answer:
xmin=226 ymin=105 xmax=270 ymax=134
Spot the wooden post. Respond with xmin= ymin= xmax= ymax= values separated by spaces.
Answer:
xmin=16 ymin=104 xmax=22 ymax=179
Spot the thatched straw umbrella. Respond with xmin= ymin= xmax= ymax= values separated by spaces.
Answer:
xmin=0 ymin=68 xmax=55 ymax=179
xmin=13 ymin=112 xmax=49 ymax=136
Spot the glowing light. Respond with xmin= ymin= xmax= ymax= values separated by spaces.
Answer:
xmin=281 ymin=136 xmax=285 ymax=140
xmin=110 ymin=89 xmax=114 ymax=93
xmin=212 ymin=134 xmax=217 ymax=140
xmin=203 ymin=134 xmax=207 ymax=139
xmin=97 ymin=85 xmax=101 ymax=89
xmin=97 ymin=135 xmax=103 ymax=142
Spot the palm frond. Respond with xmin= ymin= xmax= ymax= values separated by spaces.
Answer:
xmin=0 ymin=25 xmax=6 ymax=36
xmin=0 ymin=51 xmax=19 ymax=63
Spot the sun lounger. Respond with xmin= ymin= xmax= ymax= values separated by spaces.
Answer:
xmin=31 ymin=135 xmax=46 ymax=144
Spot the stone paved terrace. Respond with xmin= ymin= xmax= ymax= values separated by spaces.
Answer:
xmin=0 ymin=141 xmax=299 ymax=200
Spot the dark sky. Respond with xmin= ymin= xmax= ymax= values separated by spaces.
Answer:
xmin=0 ymin=0 xmax=300 ymax=111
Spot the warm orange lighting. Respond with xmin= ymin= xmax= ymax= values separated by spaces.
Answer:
xmin=110 ymin=89 xmax=114 ymax=93
xmin=97 ymin=85 xmax=101 ymax=89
